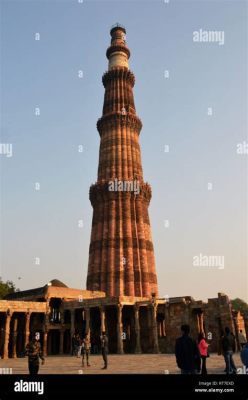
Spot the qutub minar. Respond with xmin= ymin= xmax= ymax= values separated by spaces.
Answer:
xmin=87 ymin=24 xmax=158 ymax=298
xmin=0 ymin=25 xmax=247 ymax=359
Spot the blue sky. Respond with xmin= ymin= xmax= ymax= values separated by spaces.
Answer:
xmin=0 ymin=0 xmax=247 ymax=302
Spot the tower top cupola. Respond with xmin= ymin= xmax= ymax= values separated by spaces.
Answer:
xmin=106 ymin=23 xmax=130 ymax=70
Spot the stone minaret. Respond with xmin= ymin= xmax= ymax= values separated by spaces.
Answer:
xmin=87 ymin=25 xmax=158 ymax=298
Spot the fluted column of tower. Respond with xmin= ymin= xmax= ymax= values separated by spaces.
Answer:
xmin=87 ymin=25 xmax=158 ymax=298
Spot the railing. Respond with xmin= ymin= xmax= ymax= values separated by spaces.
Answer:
xmin=111 ymin=23 xmax=126 ymax=31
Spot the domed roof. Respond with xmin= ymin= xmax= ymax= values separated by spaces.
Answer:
xmin=48 ymin=279 xmax=68 ymax=288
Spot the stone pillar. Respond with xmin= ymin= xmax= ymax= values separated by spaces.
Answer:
xmin=117 ymin=304 xmax=124 ymax=354
xmin=162 ymin=319 xmax=166 ymax=337
xmin=151 ymin=304 xmax=159 ymax=353
xmin=232 ymin=313 xmax=241 ymax=351
xmin=43 ymin=329 xmax=48 ymax=357
xmin=59 ymin=330 xmax=64 ymax=355
xmin=24 ymin=312 xmax=31 ymax=348
xmin=203 ymin=308 xmax=210 ymax=334
xmin=196 ymin=313 xmax=200 ymax=333
xmin=60 ymin=304 xmax=64 ymax=325
xmin=71 ymin=309 xmax=75 ymax=336
xmin=199 ymin=312 xmax=204 ymax=334
xmin=134 ymin=305 xmax=141 ymax=353
xmin=12 ymin=317 xmax=18 ymax=358
xmin=70 ymin=309 xmax=75 ymax=354
xmin=164 ymin=302 xmax=170 ymax=334
xmin=85 ymin=308 xmax=90 ymax=334
xmin=3 ymin=311 xmax=12 ymax=359
xmin=100 ymin=306 xmax=106 ymax=333
xmin=59 ymin=306 xmax=65 ymax=355
xmin=42 ymin=311 xmax=49 ymax=357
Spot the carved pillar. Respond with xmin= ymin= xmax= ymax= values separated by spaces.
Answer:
xmin=60 ymin=303 xmax=64 ymax=325
xmin=24 ymin=312 xmax=31 ymax=348
xmin=162 ymin=319 xmax=166 ymax=337
xmin=43 ymin=329 xmax=48 ymax=357
xmin=117 ymin=304 xmax=124 ymax=354
xmin=199 ymin=312 xmax=204 ymax=334
xmin=3 ymin=311 xmax=12 ymax=359
xmin=59 ymin=305 xmax=65 ymax=355
xmin=232 ymin=313 xmax=241 ymax=351
xmin=134 ymin=305 xmax=141 ymax=353
xmin=151 ymin=303 xmax=159 ymax=353
xmin=204 ymin=311 xmax=210 ymax=340
xmin=71 ymin=309 xmax=75 ymax=335
xmin=100 ymin=306 xmax=106 ymax=333
xmin=42 ymin=311 xmax=49 ymax=357
xmin=12 ymin=317 xmax=18 ymax=358
xmin=164 ymin=302 xmax=170 ymax=337
xmin=70 ymin=309 xmax=75 ymax=354
xmin=85 ymin=308 xmax=90 ymax=334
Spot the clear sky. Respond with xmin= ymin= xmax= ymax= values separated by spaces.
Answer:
xmin=0 ymin=0 xmax=247 ymax=302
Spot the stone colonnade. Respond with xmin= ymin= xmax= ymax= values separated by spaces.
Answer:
xmin=0 ymin=302 xmax=159 ymax=359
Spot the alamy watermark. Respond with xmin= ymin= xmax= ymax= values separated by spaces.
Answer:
xmin=237 ymin=366 xmax=248 ymax=374
xmin=193 ymin=253 xmax=224 ymax=270
xmin=193 ymin=29 xmax=225 ymax=46
xmin=237 ymin=141 xmax=248 ymax=155
xmin=108 ymin=179 xmax=140 ymax=195
xmin=0 ymin=143 xmax=12 ymax=158
xmin=14 ymin=380 xmax=44 ymax=395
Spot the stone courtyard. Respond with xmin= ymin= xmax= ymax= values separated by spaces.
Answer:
xmin=0 ymin=353 xmax=244 ymax=375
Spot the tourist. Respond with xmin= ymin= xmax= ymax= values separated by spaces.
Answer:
xmin=75 ymin=333 xmax=81 ymax=358
xmin=25 ymin=332 xmax=45 ymax=375
xmin=100 ymin=332 xmax=108 ymax=369
xmin=240 ymin=342 xmax=248 ymax=374
xmin=238 ymin=330 xmax=247 ymax=350
xmin=82 ymin=332 xmax=91 ymax=367
xmin=222 ymin=327 xmax=237 ymax=374
xmin=197 ymin=332 xmax=209 ymax=374
xmin=175 ymin=324 xmax=200 ymax=374
xmin=77 ymin=334 xmax=83 ymax=358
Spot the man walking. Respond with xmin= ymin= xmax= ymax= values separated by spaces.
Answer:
xmin=25 ymin=332 xmax=45 ymax=375
xmin=222 ymin=327 xmax=237 ymax=374
xmin=101 ymin=332 xmax=108 ymax=370
xmin=82 ymin=332 xmax=91 ymax=367
xmin=175 ymin=324 xmax=200 ymax=374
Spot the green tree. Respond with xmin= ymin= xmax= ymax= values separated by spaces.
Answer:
xmin=0 ymin=278 xmax=19 ymax=299
xmin=231 ymin=298 xmax=248 ymax=314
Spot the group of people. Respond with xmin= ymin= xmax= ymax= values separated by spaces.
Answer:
xmin=71 ymin=331 xmax=108 ymax=369
xmin=71 ymin=333 xmax=101 ymax=357
xmin=175 ymin=324 xmax=248 ymax=375
xmin=25 ymin=331 xmax=108 ymax=375
xmin=25 ymin=326 xmax=248 ymax=375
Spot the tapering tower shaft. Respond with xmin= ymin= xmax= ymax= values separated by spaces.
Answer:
xmin=87 ymin=25 xmax=158 ymax=298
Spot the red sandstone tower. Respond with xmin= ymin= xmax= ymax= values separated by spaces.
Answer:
xmin=87 ymin=25 xmax=158 ymax=298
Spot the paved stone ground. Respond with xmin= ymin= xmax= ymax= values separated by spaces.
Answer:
xmin=0 ymin=353 xmax=244 ymax=375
